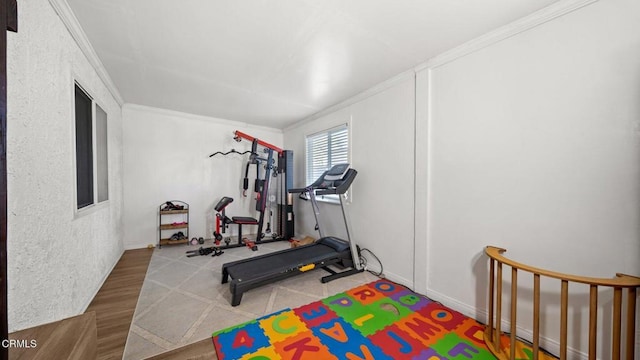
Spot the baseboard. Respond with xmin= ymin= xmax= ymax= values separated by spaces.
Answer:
xmin=125 ymin=242 xmax=153 ymax=251
xmin=80 ymin=248 xmax=125 ymax=314
xmin=375 ymin=269 xmax=413 ymax=290
xmin=425 ymin=288 xmax=589 ymax=360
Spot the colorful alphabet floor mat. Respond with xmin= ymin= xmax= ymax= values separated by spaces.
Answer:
xmin=212 ymin=279 xmax=557 ymax=359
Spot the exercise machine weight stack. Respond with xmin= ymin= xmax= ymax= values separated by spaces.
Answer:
xmin=187 ymin=131 xmax=294 ymax=257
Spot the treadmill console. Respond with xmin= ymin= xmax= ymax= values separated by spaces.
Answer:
xmin=289 ymin=163 xmax=357 ymax=195
xmin=318 ymin=163 xmax=350 ymax=189
xmin=324 ymin=163 xmax=350 ymax=181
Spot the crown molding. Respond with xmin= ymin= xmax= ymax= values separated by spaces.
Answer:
xmin=286 ymin=0 xmax=600 ymax=132
xmin=123 ymin=103 xmax=284 ymax=134
xmin=48 ymin=0 xmax=125 ymax=106
xmin=284 ymin=68 xmax=415 ymax=132
xmin=415 ymin=0 xmax=600 ymax=72
xmin=49 ymin=0 xmax=599 ymax=128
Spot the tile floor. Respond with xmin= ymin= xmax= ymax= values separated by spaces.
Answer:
xmin=122 ymin=239 xmax=379 ymax=359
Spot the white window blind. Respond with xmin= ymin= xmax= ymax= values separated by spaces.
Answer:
xmin=306 ymin=124 xmax=349 ymax=201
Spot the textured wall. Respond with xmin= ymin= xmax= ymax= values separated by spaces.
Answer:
xmin=6 ymin=0 xmax=124 ymax=331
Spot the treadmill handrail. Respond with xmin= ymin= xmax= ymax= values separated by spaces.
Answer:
xmin=288 ymin=185 xmax=314 ymax=194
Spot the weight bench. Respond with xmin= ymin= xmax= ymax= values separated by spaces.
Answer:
xmin=213 ymin=197 xmax=260 ymax=249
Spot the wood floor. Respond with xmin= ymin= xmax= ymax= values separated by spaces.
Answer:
xmin=86 ymin=247 xmax=217 ymax=360
xmin=8 ymin=312 xmax=97 ymax=360
xmin=85 ymin=248 xmax=153 ymax=360
xmin=8 ymin=248 xmax=217 ymax=360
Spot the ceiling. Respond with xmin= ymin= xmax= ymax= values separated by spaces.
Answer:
xmin=66 ymin=0 xmax=557 ymax=129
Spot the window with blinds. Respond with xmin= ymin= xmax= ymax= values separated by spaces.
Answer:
xmin=306 ymin=124 xmax=349 ymax=202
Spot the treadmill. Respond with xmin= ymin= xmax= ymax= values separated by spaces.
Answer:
xmin=221 ymin=164 xmax=362 ymax=306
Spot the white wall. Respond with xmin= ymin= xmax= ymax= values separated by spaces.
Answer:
xmin=284 ymin=0 xmax=640 ymax=357
xmin=122 ymin=105 xmax=283 ymax=250
xmin=421 ymin=0 xmax=640 ymax=357
xmin=6 ymin=0 xmax=124 ymax=331
xmin=284 ymin=76 xmax=416 ymax=286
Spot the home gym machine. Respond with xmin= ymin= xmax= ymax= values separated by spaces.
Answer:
xmin=187 ymin=131 xmax=294 ymax=257
xmin=221 ymin=163 xmax=363 ymax=306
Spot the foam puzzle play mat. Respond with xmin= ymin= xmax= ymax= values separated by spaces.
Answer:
xmin=212 ymin=279 xmax=556 ymax=359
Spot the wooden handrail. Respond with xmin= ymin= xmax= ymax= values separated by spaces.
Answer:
xmin=484 ymin=246 xmax=640 ymax=360
xmin=485 ymin=246 xmax=640 ymax=287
